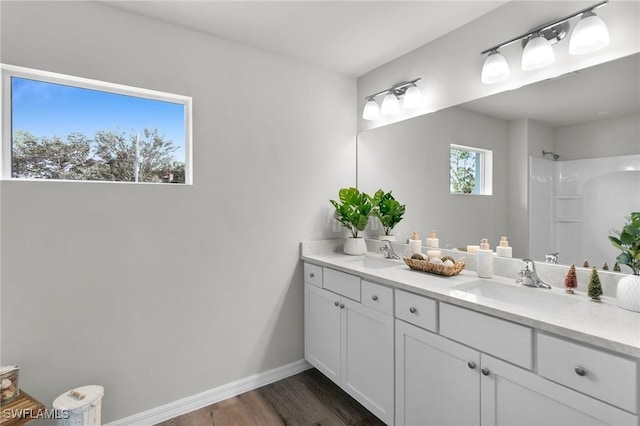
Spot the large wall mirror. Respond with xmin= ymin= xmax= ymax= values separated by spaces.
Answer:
xmin=358 ymin=53 xmax=640 ymax=269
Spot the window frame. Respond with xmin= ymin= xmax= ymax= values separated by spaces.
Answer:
xmin=449 ymin=143 xmax=493 ymax=196
xmin=1 ymin=64 xmax=193 ymax=184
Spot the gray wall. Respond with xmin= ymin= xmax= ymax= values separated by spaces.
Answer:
xmin=0 ymin=1 xmax=355 ymax=422
xmin=555 ymin=114 xmax=640 ymax=160
xmin=357 ymin=106 xmax=508 ymax=249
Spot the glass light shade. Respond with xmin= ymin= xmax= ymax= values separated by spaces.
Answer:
xmin=380 ymin=92 xmax=400 ymax=115
xmin=521 ymin=34 xmax=555 ymax=71
xmin=481 ymin=50 xmax=511 ymax=84
xmin=402 ymin=84 xmax=423 ymax=109
xmin=569 ymin=11 xmax=609 ymax=55
xmin=362 ymin=98 xmax=380 ymax=120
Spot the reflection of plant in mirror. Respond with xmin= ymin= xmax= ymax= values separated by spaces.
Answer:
xmin=450 ymin=148 xmax=477 ymax=194
xmin=372 ymin=189 xmax=406 ymax=236
xmin=609 ymin=212 xmax=640 ymax=275
xmin=330 ymin=187 xmax=373 ymax=238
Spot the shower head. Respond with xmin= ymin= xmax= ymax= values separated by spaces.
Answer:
xmin=542 ymin=150 xmax=560 ymax=160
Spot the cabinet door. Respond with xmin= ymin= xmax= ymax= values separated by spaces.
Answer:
xmin=304 ymin=282 xmax=341 ymax=384
xmin=480 ymin=354 xmax=638 ymax=426
xmin=396 ymin=320 xmax=480 ymax=426
xmin=341 ymin=298 xmax=394 ymax=425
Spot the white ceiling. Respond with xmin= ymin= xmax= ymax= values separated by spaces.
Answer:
xmin=103 ymin=0 xmax=508 ymax=77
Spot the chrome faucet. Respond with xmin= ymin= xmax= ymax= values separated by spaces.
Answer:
xmin=517 ymin=258 xmax=552 ymax=289
xmin=545 ymin=252 xmax=559 ymax=264
xmin=380 ymin=240 xmax=400 ymax=260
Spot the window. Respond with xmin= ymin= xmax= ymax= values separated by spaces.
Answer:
xmin=2 ymin=65 xmax=192 ymax=183
xmin=449 ymin=144 xmax=492 ymax=195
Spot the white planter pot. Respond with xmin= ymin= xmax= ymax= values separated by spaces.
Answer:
xmin=344 ymin=237 xmax=367 ymax=255
xmin=378 ymin=235 xmax=397 ymax=242
xmin=617 ymin=274 xmax=640 ymax=312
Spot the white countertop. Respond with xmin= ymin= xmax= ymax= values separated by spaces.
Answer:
xmin=301 ymin=250 xmax=640 ymax=359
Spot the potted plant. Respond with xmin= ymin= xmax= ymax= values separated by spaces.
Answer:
xmin=330 ymin=187 xmax=373 ymax=255
xmin=609 ymin=212 xmax=640 ymax=312
xmin=372 ymin=189 xmax=406 ymax=241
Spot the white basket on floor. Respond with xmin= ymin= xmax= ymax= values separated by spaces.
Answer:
xmin=53 ymin=385 xmax=104 ymax=426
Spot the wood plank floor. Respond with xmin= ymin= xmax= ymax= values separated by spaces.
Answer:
xmin=156 ymin=368 xmax=386 ymax=426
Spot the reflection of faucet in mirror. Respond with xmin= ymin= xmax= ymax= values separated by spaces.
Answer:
xmin=380 ymin=240 xmax=400 ymax=260
xmin=517 ymin=258 xmax=552 ymax=289
xmin=545 ymin=252 xmax=559 ymax=263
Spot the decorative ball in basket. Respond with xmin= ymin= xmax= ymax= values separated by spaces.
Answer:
xmin=403 ymin=252 xmax=466 ymax=277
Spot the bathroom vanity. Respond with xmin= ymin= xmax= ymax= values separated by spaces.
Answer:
xmin=301 ymin=241 xmax=639 ymax=426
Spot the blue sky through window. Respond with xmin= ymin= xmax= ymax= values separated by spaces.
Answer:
xmin=11 ymin=77 xmax=185 ymax=161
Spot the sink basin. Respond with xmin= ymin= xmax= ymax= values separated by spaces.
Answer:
xmin=344 ymin=255 xmax=402 ymax=270
xmin=452 ymin=279 xmax=580 ymax=313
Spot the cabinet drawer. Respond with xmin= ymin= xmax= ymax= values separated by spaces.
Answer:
xmin=361 ymin=280 xmax=393 ymax=315
xmin=537 ymin=333 xmax=638 ymax=413
xmin=395 ymin=290 xmax=437 ymax=332
xmin=440 ymin=303 xmax=532 ymax=369
xmin=323 ymin=267 xmax=361 ymax=301
xmin=304 ymin=263 xmax=323 ymax=287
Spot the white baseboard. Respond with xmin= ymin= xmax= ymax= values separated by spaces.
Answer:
xmin=105 ymin=359 xmax=312 ymax=426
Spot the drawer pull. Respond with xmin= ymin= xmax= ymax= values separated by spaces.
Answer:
xmin=409 ymin=306 xmax=417 ymax=314
xmin=468 ymin=361 xmax=476 ymax=369
xmin=334 ymin=301 xmax=339 ymax=307
xmin=309 ymin=273 xmax=315 ymax=278
xmin=340 ymin=303 xmax=345 ymax=309
xmin=372 ymin=295 xmax=379 ymax=301
xmin=575 ymin=366 xmax=586 ymax=377
xmin=481 ymin=368 xmax=490 ymax=376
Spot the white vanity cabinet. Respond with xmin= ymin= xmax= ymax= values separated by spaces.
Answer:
xmin=481 ymin=354 xmax=638 ymax=426
xmin=303 ymin=265 xmax=394 ymax=425
xmin=396 ymin=319 xmax=480 ymax=426
xmin=395 ymin=293 xmax=639 ymax=426
xmin=303 ymin=258 xmax=639 ymax=426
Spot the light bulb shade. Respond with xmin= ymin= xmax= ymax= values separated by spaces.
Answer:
xmin=481 ymin=50 xmax=511 ymax=84
xmin=569 ymin=11 xmax=609 ymax=55
xmin=402 ymin=84 xmax=423 ymax=109
xmin=521 ymin=34 xmax=555 ymax=71
xmin=362 ymin=98 xmax=380 ymax=120
xmin=380 ymin=92 xmax=400 ymax=115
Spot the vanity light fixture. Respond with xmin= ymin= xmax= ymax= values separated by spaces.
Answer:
xmin=362 ymin=97 xmax=381 ymax=120
xmin=380 ymin=91 xmax=400 ymax=115
xmin=521 ymin=32 xmax=556 ymax=71
xmin=362 ymin=78 xmax=422 ymax=120
xmin=481 ymin=50 xmax=510 ymax=84
xmin=480 ymin=0 xmax=609 ymax=83
xmin=569 ymin=10 xmax=610 ymax=55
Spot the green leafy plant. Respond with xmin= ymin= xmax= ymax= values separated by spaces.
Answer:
xmin=330 ymin=187 xmax=373 ymax=238
xmin=609 ymin=212 xmax=640 ymax=275
xmin=372 ymin=189 xmax=406 ymax=236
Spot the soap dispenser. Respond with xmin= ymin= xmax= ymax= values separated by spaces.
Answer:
xmin=426 ymin=229 xmax=439 ymax=248
xmin=477 ymin=238 xmax=494 ymax=278
xmin=409 ymin=231 xmax=422 ymax=254
xmin=496 ymin=236 xmax=512 ymax=258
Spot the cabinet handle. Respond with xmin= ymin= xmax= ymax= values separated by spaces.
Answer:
xmin=372 ymin=295 xmax=379 ymax=301
xmin=409 ymin=306 xmax=417 ymax=314
xmin=340 ymin=303 xmax=345 ymax=309
xmin=481 ymin=368 xmax=490 ymax=376
xmin=334 ymin=301 xmax=339 ymax=307
xmin=575 ymin=366 xmax=586 ymax=377
xmin=468 ymin=361 xmax=476 ymax=369
xmin=309 ymin=273 xmax=315 ymax=278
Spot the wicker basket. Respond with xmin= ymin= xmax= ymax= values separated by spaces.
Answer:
xmin=403 ymin=257 xmax=466 ymax=277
